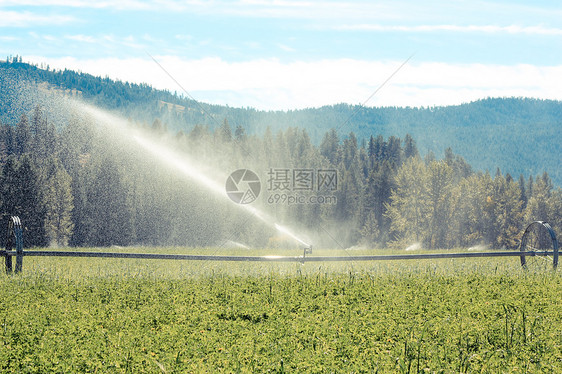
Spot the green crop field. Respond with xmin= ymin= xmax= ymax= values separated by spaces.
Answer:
xmin=1 ymin=247 xmax=561 ymax=373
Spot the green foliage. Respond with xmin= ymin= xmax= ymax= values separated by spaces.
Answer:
xmin=85 ymin=156 xmax=133 ymax=247
xmin=427 ymin=160 xmax=454 ymax=248
xmin=490 ymin=173 xmax=524 ymax=249
xmin=1 ymin=103 xmax=560 ymax=249
xmin=0 ymin=60 xmax=561 ymax=249
xmin=0 ymin=154 xmax=47 ymax=247
xmin=42 ymin=157 xmax=74 ymax=246
xmin=386 ymin=157 xmax=431 ymax=245
xmin=386 ymin=160 xmax=539 ymax=249
xmin=0 ymin=254 xmax=561 ymax=372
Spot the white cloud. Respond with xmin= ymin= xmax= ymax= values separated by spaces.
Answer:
xmin=277 ymin=44 xmax=296 ymax=52
xmin=63 ymin=34 xmax=146 ymax=50
xmin=336 ymin=24 xmax=562 ymax=35
xmin=66 ymin=34 xmax=97 ymax=43
xmin=0 ymin=10 xmax=76 ymax=27
xmin=25 ymin=56 xmax=562 ymax=110
xmin=0 ymin=0 xmax=152 ymax=10
xmin=0 ymin=0 xmax=402 ymax=20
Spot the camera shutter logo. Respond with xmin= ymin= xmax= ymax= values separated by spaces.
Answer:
xmin=225 ymin=169 xmax=261 ymax=204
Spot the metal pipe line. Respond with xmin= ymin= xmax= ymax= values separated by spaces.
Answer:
xmin=1 ymin=250 xmax=555 ymax=263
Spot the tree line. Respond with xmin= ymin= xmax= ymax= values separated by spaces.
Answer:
xmin=0 ymin=106 xmax=560 ymax=249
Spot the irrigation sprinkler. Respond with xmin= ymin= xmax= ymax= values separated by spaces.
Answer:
xmin=300 ymin=245 xmax=313 ymax=264
xmin=1 ymin=221 xmax=558 ymax=272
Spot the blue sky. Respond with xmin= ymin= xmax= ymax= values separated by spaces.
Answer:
xmin=1 ymin=0 xmax=561 ymax=110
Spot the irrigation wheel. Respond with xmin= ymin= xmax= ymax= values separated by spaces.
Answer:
xmin=520 ymin=221 xmax=559 ymax=270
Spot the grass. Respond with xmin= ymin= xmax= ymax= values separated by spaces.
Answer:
xmin=1 ymin=247 xmax=561 ymax=373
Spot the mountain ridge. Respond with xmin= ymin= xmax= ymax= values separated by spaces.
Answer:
xmin=1 ymin=58 xmax=560 ymax=184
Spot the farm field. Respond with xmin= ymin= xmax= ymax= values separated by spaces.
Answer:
xmin=1 ymin=247 xmax=561 ymax=373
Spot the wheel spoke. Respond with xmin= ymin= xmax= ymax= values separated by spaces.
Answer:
xmin=520 ymin=221 xmax=559 ymax=270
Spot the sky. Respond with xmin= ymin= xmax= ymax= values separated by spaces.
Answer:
xmin=1 ymin=0 xmax=561 ymax=110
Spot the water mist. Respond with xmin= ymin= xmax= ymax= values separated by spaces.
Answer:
xmin=76 ymin=101 xmax=311 ymax=249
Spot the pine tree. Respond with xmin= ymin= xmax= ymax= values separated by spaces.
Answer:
xmin=294 ymin=129 xmax=312 ymax=164
xmin=444 ymin=148 xmax=472 ymax=182
xmin=331 ymin=134 xmax=363 ymax=245
xmin=262 ymin=126 xmax=274 ymax=164
xmin=15 ymin=114 xmax=31 ymax=155
xmin=0 ymin=123 xmax=15 ymax=159
xmin=527 ymin=175 xmax=535 ymax=202
xmin=42 ymin=157 xmax=74 ymax=246
xmin=518 ymin=174 xmax=527 ymax=209
xmin=274 ymin=130 xmax=289 ymax=166
xmin=69 ymin=168 xmax=89 ymax=246
xmin=334 ymin=165 xmax=362 ymax=245
xmin=424 ymin=151 xmax=436 ymax=164
xmin=547 ymin=188 xmax=562 ymax=238
xmin=386 ymin=136 xmax=402 ymax=168
xmin=342 ymin=132 xmax=358 ymax=169
xmin=2 ymin=155 xmax=48 ymax=247
xmin=218 ymin=118 xmax=232 ymax=143
xmin=386 ymin=156 xmax=430 ymax=245
xmin=371 ymin=135 xmax=385 ymax=163
xmin=234 ymin=124 xmax=247 ymax=142
xmin=360 ymin=210 xmax=379 ymax=246
xmin=30 ymin=105 xmax=42 ymax=152
xmin=59 ymin=115 xmax=95 ymax=246
xmin=86 ymin=157 xmax=133 ymax=246
xmin=362 ymin=161 xmax=394 ymax=245
xmin=451 ymin=174 xmax=481 ymax=247
xmin=525 ymin=172 xmax=552 ymax=223
xmin=403 ymin=134 xmax=419 ymax=159
xmin=480 ymin=171 xmax=497 ymax=246
xmin=427 ymin=160 xmax=453 ymax=248
xmin=0 ymin=156 xmax=19 ymax=228
xmin=492 ymin=172 xmax=523 ymax=248
xmin=320 ymin=129 xmax=340 ymax=165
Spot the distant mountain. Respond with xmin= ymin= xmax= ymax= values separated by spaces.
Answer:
xmin=1 ymin=58 xmax=560 ymax=184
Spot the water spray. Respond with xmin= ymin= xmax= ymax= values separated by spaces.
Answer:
xmin=274 ymin=223 xmax=310 ymax=248
xmin=74 ymin=102 xmax=312 ymax=249
xmin=132 ymin=133 xmax=311 ymax=249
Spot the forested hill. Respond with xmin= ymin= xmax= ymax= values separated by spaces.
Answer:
xmin=1 ymin=58 xmax=560 ymax=185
